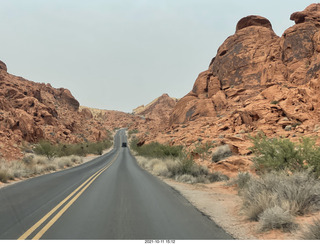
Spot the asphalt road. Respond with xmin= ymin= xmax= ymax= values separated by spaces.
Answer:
xmin=0 ymin=129 xmax=232 ymax=240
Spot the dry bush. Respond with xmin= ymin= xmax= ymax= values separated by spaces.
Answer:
xmin=211 ymin=144 xmax=232 ymax=162
xmin=258 ymin=206 xmax=298 ymax=232
xmin=135 ymin=155 xmax=228 ymax=184
xmin=0 ymin=155 xmax=83 ymax=183
xmin=301 ymin=218 xmax=320 ymax=240
xmin=241 ymin=171 xmax=320 ymax=222
xmin=227 ymin=171 xmax=252 ymax=190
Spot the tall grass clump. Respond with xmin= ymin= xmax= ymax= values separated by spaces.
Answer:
xmin=239 ymin=171 xmax=320 ymax=232
xmin=250 ymin=134 xmax=320 ymax=176
xmin=227 ymin=171 xmax=252 ymax=190
xmin=301 ymin=218 xmax=320 ymax=239
xmin=258 ymin=206 xmax=298 ymax=232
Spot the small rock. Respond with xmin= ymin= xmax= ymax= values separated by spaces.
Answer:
xmin=296 ymin=127 xmax=304 ymax=133
xmin=285 ymin=125 xmax=292 ymax=131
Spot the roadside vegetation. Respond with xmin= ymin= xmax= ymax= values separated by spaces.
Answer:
xmin=0 ymin=155 xmax=83 ymax=183
xmin=33 ymin=139 xmax=113 ymax=158
xmin=0 ymin=135 xmax=113 ymax=184
xmin=228 ymin=134 xmax=320 ymax=238
xmin=130 ymin=138 xmax=228 ymax=184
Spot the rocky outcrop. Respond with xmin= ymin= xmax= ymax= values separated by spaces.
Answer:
xmin=170 ymin=4 xmax=320 ymax=138
xmin=148 ymin=4 xmax=320 ymax=176
xmin=0 ymin=66 xmax=113 ymax=159
xmin=0 ymin=60 xmax=7 ymax=71
xmin=133 ymin=93 xmax=177 ymax=121
xmin=132 ymin=94 xmax=178 ymax=145
xmin=290 ymin=3 xmax=320 ymax=24
xmin=236 ymin=15 xmax=273 ymax=32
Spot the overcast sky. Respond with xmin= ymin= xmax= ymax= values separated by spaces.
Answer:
xmin=0 ymin=0 xmax=317 ymax=112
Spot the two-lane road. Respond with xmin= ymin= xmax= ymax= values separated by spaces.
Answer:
xmin=0 ymin=129 xmax=232 ymax=239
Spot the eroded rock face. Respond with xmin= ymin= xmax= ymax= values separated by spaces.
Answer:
xmin=0 ymin=66 xmax=114 ymax=159
xmin=0 ymin=60 xmax=7 ymax=71
xmin=170 ymin=4 xmax=320 ymax=129
xmin=290 ymin=3 xmax=320 ymax=24
xmin=236 ymin=15 xmax=273 ymax=32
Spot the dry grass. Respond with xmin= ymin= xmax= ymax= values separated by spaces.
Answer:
xmin=211 ymin=144 xmax=232 ymax=162
xmin=135 ymin=156 xmax=228 ymax=184
xmin=301 ymin=218 xmax=320 ymax=239
xmin=233 ymin=170 xmax=320 ymax=236
xmin=258 ymin=206 xmax=298 ymax=232
xmin=0 ymin=154 xmax=83 ymax=183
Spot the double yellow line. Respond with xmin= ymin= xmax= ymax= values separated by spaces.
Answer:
xmin=18 ymin=152 xmax=119 ymax=240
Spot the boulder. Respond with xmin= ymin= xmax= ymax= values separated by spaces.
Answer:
xmin=236 ymin=15 xmax=273 ymax=32
xmin=0 ymin=60 xmax=7 ymax=71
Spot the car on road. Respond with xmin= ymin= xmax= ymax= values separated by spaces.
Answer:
xmin=122 ymin=142 xmax=127 ymax=147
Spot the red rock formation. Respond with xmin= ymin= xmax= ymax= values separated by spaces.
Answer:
xmin=152 ymin=4 xmax=320 ymax=175
xmin=170 ymin=4 xmax=320 ymax=138
xmin=0 ymin=66 xmax=115 ymax=159
xmin=132 ymin=94 xmax=178 ymax=145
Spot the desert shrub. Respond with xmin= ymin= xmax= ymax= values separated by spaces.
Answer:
xmin=193 ymin=142 xmax=215 ymax=159
xmin=298 ymin=137 xmax=320 ymax=177
xmin=135 ymin=154 xmax=229 ymax=184
xmin=33 ymin=139 xmax=112 ymax=158
xmin=0 ymin=155 xmax=83 ymax=183
xmin=175 ymin=174 xmax=200 ymax=184
xmin=128 ymin=129 xmax=139 ymax=138
xmin=258 ymin=206 xmax=297 ymax=232
xmin=250 ymin=134 xmax=304 ymax=173
xmin=130 ymin=139 xmax=183 ymax=158
xmin=0 ymin=170 xmax=11 ymax=183
xmin=33 ymin=140 xmax=57 ymax=159
xmin=301 ymin=218 xmax=320 ymax=240
xmin=211 ymin=144 xmax=232 ymax=162
xmin=228 ymin=172 xmax=252 ymax=190
xmin=240 ymin=171 xmax=320 ymax=221
xmin=206 ymin=172 xmax=229 ymax=182
xmin=250 ymin=134 xmax=320 ymax=176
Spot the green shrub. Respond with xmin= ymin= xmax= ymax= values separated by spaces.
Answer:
xmin=251 ymin=134 xmax=320 ymax=176
xmin=128 ymin=129 xmax=139 ymax=138
xmin=33 ymin=139 xmax=112 ymax=158
xmin=250 ymin=134 xmax=302 ymax=173
xmin=33 ymin=140 xmax=57 ymax=159
xmin=130 ymin=139 xmax=183 ymax=158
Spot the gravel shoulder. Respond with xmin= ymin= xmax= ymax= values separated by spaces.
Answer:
xmin=155 ymin=176 xmax=320 ymax=240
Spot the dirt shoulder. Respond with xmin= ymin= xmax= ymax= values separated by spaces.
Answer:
xmin=153 ymin=174 xmax=320 ymax=240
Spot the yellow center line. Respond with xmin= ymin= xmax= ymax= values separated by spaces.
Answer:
xmin=18 ymin=152 xmax=119 ymax=240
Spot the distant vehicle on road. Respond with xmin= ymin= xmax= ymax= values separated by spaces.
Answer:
xmin=122 ymin=142 xmax=127 ymax=147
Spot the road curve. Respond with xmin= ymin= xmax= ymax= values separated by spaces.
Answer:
xmin=0 ymin=129 xmax=232 ymax=240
